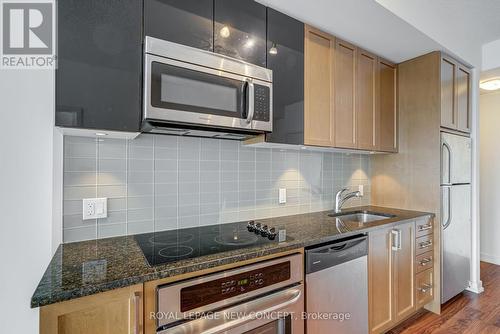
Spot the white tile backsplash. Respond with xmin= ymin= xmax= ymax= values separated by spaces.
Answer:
xmin=62 ymin=134 xmax=372 ymax=242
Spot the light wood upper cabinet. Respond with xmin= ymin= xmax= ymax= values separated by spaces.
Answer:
xmin=440 ymin=56 xmax=457 ymax=130
xmin=369 ymin=222 xmax=416 ymax=334
xmin=334 ymin=39 xmax=357 ymax=149
xmin=456 ymin=65 xmax=471 ymax=133
xmin=357 ymin=49 xmax=378 ymax=151
xmin=299 ymin=25 xmax=398 ymax=152
xmin=377 ymin=59 xmax=398 ymax=152
xmin=440 ymin=55 xmax=471 ymax=133
xmin=40 ymin=284 xmax=143 ymax=334
xmin=304 ymin=25 xmax=335 ymax=147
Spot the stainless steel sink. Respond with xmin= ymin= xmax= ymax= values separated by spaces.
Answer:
xmin=328 ymin=211 xmax=396 ymax=224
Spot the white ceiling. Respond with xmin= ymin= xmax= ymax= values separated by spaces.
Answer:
xmin=375 ymin=0 xmax=500 ymax=67
xmin=257 ymin=0 xmax=444 ymax=64
xmin=259 ymin=0 xmax=500 ymax=67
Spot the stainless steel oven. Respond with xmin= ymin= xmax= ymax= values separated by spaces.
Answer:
xmin=143 ymin=37 xmax=273 ymax=139
xmin=155 ymin=254 xmax=304 ymax=334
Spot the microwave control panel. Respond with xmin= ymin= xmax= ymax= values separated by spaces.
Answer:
xmin=253 ymin=85 xmax=270 ymax=122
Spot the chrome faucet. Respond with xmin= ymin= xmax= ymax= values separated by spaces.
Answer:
xmin=335 ymin=188 xmax=361 ymax=213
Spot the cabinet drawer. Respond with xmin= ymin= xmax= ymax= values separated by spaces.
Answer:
xmin=416 ymin=234 xmax=433 ymax=256
xmin=415 ymin=218 xmax=433 ymax=238
xmin=415 ymin=251 xmax=433 ymax=274
xmin=416 ymin=269 xmax=434 ymax=308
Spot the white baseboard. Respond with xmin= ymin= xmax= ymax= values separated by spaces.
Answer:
xmin=480 ymin=252 xmax=500 ymax=265
xmin=466 ymin=280 xmax=484 ymax=294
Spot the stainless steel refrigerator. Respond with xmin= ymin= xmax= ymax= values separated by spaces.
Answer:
xmin=441 ymin=132 xmax=472 ymax=304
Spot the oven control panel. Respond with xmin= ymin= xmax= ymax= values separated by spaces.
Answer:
xmin=180 ymin=261 xmax=290 ymax=312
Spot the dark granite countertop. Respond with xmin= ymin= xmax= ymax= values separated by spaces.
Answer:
xmin=31 ymin=206 xmax=433 ymax=308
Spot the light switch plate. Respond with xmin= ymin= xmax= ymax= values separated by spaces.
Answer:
xmin=358 ymin=185 xmax=364 ymax=197
xmin=278 ymin=229 xmax=287 ymax=242
xmin=279 ymin=188 xmax=287 ymax=204
xmin=83 ymin=198 xmax=107 ymax=220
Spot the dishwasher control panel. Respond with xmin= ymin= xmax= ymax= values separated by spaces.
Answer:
xmin=180 ymin=261 xmax=290 ymax=312
xmin=305 ymin=234 xmax=368 ymax=274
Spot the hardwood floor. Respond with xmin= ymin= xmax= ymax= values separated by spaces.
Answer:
xmin=388 ymin=262 xmax=500 ymax=334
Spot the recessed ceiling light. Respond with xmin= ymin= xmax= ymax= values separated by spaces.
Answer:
xmin=480 ymin=79 xmax=500 ymax=91
xmin=220 ymin=26 xmax=230 ymax=38
xmin=300 ymin=146 xmax=307 ymax=150
xmin=95 ymin=132 xmax=108 ymax=137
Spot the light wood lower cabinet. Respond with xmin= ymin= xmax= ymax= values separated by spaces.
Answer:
xmin=416 ymin=268 xmax=434 ymax=308
xmin=393 ymin=222 xmax=416 ymax=322
xmin=369 ymin=221 xmax=415 ymax=334
xmin=368 ymin=226 xmax=394 ymax=334
xmin=40 ymin=284 xmax=143 ymax=334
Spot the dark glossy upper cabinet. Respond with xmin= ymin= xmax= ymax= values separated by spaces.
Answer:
xmin=214 ymin=0 xmax=267 ymax=67
xmin=265 ymin=9 xmax=305 ymax=145
xmin=55 ymin=0 xmax=142 ymax=131
xmin=144 ymin=0 xmax=214 ymax=51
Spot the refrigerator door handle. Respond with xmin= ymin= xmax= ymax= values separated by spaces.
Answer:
xmin=442 ymin=141 xmax=452 ymax=185
xmin=443 ymin=186 xmax=452 ymax=230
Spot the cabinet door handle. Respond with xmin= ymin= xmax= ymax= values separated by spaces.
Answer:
xmin=418 ymin=283 xmax=433 ymax=293
xmin=419 ymin=257 xmax=432 ymax=266
xmin=418 ymin=224 xmax=432 ymax=231
xmin=419 ymin=241 xmax=433 ymax=249
xmin=133 ymin=291 xmax=141 ymax=334
xmin=391 ymin=229 xmax=401 ymax=251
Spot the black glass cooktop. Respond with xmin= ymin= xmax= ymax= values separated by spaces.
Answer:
xmin=134 ymin=221 xmax=282 ymax=267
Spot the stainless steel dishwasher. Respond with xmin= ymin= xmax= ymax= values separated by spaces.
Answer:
xmin=305 ymin=234 xmax=368 ymax=334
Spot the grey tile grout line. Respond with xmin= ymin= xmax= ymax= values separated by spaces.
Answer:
xmin=153 ymin=136 xmax=156 ymax=233
xmin=198 ymin=138 xmax=201 ymax=227
xmin=125 ymin=139 xmax=129 ymax=236
xmin=237 ymin=142 xmax=240 ymax=220
xmin=253 ymin=146 xmax=256 ymax=220
xmin=218 ymin=139 xmax=222 ymax=225
xmin=176 ymin=137 xmax=179 ymax=230
xmin=95 ymin=137 xmax=99 ymax=239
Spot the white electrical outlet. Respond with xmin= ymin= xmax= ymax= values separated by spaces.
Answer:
xmin=83 ymin=198 xmax=108 ymax=220
xmin=279 ymin=188 xmax=287 ymax=204
xmin=358 ymin=185 xmax=364 ymax=197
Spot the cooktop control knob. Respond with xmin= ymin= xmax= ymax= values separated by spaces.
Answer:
xmin=247 ymin=221 xmax=255 ymax=232
xmin=267 ymin=227 xmax=277 ymax=240
xmin=254 ymin=223 xmax=262 ymax=234
xmin=260 ymin=225 xmax=269 ymax=237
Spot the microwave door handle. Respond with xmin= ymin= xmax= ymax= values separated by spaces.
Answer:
xmin=245 ymin=78 xmax=255 ymax=124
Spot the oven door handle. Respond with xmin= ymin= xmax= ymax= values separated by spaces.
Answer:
xmin=158 ymin=286 xmax=302 ymax=334
xmin=245 ymin=78 xmax=255 ymax=124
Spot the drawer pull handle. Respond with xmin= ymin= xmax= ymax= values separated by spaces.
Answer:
xmin=418 ymin=224 xmax=432 ymax=231
xmin=419 ymin=241 xmax=432 ymax=249
xmin=419 ymin=258 xmax=432 ymax=266
xmin=418 ymin=283 xmax=433 ymax=293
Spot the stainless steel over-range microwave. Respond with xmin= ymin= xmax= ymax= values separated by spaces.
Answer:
xmin=142 ymin=36 xmax=273 ymax=138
